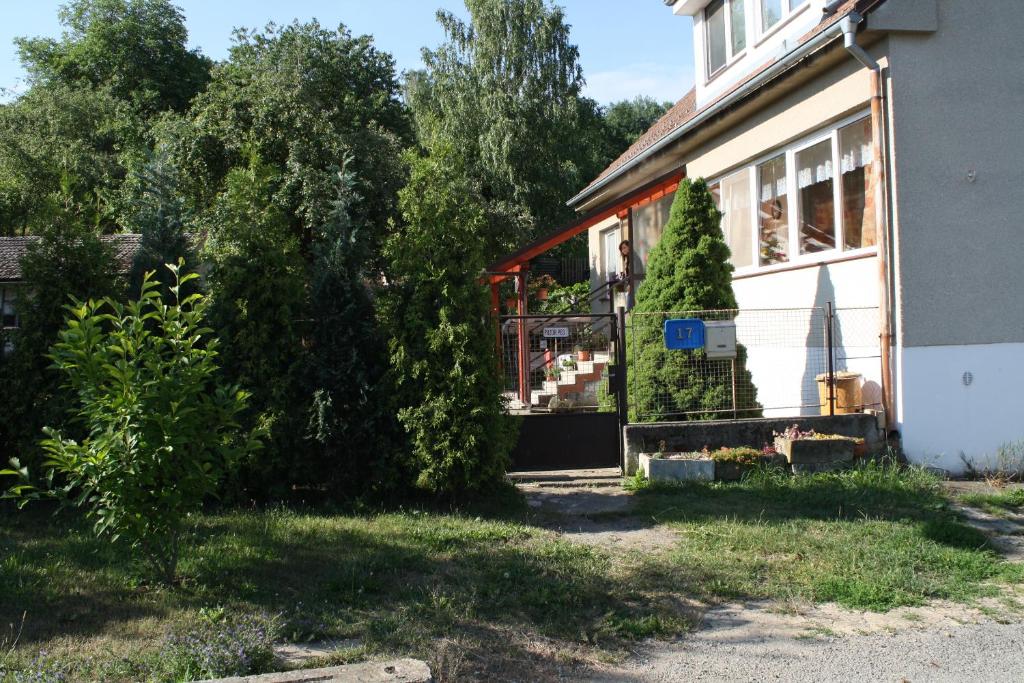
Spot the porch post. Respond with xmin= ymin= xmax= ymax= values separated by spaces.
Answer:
xmin=491 ymin=280 xmax=501 ymax=369
xmin=517 ymin=270 xmax=530 ymax=406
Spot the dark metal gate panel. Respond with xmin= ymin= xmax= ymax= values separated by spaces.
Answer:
xmin=509 ymin=412 xmax=621 ymax=471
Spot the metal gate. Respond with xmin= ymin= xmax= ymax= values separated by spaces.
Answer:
xmin=500 ymin=312 xmax=626 ymax=471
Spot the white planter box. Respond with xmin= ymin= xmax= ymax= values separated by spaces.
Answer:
xmin=639 ymin=453 xmax=715 ymax=482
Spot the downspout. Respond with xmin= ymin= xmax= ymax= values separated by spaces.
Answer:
xmin=839 ymin=12 xmax=896 ymax=434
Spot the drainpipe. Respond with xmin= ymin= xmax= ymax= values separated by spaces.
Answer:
xmin=840 ymin=13 xmax=896 ymax=434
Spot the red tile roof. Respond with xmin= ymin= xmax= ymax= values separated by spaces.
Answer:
xmin=574 ymin=0 xmax=882 ymax=204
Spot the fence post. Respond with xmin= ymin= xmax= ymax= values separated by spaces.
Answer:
xmin=826 ymin=302 xmax=836 ymax=417
xmin=615 ymin=307 xmax=628 ymax=472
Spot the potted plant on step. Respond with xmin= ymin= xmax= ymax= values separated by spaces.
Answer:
xmin=575 ymin=328 xmax=593 ymax=362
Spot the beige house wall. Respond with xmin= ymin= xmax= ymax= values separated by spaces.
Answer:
xmin=685 ymin=48 xmax=887 ymax=182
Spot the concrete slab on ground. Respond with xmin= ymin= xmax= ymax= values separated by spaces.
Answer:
xmin=197 ymin=659 xmax=431 ymax=683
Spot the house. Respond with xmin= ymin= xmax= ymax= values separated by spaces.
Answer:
xmin=491 ymin=0 xmax=1024 ymax=474
xmin=0 ymin=234 xmax=142 ymax=351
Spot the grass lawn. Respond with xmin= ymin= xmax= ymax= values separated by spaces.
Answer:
xmin=630 ymin=466 xmax=1024 ymax=611
xmin=2 ymin=464 xmax=1022 ymax=681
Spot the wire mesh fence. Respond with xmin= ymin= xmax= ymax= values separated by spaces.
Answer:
xmin=626 ymin=307 xmax=881 ymax=421
xmin=499 ymin=313 xmax=617 ymax=413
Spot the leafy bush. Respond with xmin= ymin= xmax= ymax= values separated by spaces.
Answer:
xmin=628 ymin=179 xmax=760 ymax=421
xmin=0 ymin=198 xmax=122 ymax=478
xmin=160 ymin=611 xmax=278 ymax=680
xmin=16 ymin=263 xmax=258 ymax=583
xmin=382 ymin=150 xmax=516 ymax=498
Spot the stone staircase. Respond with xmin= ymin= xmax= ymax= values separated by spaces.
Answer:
xmin=531 ymin=351 xmax=611 ymax=408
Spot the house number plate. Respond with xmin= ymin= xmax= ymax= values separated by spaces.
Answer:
xmin=543 ymin=326 xmax=571 ymax=339
xmin=663 ymin=319 xmax=705 ymax=350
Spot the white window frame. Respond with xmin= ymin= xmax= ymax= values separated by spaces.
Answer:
xmin=708 ymin=110 xmax=877 ymax=277
xmin=600 ymin=224 xmax=622 ymax=282
xmin=755 ymin=0 xmax=810 ymax=44
xmin=704 ymin=0 xmax=748 ymax=82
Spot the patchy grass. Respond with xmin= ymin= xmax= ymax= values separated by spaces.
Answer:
xmin=630 ymin=463 xmax=1024 ymax=612
xmin=959 ymin=488 xmax=1024 ymax=517
xmin=3 ymin=464 xmax=1024 ymax=680
xmin=0 ymin=504 xmax=692 ymax=682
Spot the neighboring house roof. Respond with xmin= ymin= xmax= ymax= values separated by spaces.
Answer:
xmin=0 ymin=234 xmax=142 ymax=282
xmin=571 ymin=0 xmax=883 ymax=207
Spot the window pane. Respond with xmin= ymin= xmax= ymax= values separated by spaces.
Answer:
xmin=789 ymin=0 xmax=808 ymax=9
xmin=1 ymin=288 xmax=16 ymax=328
xmin=731 ymin=0 xmax=747 ymax=54
xmin=715 ymin=170 xmax=753 ymax=268
xmin=706 ymin=0 xmax=728 ymax=74
xmin=633 ymin=194 xmax=673 ymax=277
xmin=602 ymin=226 xmax=621 ymax=281
xmin=758 ymin=154 xmax=789 ymax=265
xmin=840 ymin=118 xmax=877 ymax=249
xmin=796 ymin=139 xmax=836 ymax=254
xmin=760 ymin=0 xmax=783 ymax=31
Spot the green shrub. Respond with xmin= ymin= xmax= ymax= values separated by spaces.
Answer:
xmin=15 ymin=263 xmax=258 ymax=583
xmin=709 ymin=447 xmax=763 ymax=465
xmin=0 ymin=198 xmax=122 ymax=479
xmin=382 ymin=149 xmax=516 ymax=498
xmin=628 ymin=179 xmax=760 ymax=421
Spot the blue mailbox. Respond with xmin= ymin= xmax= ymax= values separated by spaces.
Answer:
xmin=664 ymin=318 xmax=705 ymax=350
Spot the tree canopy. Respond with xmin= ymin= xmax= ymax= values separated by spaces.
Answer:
xmin=408 ymin=0 xmax=606 ymax=260
xmin=15 ymin=0 xmax=212 ymax=117
xmin=170 ymin=21 xmax=412 ymax=264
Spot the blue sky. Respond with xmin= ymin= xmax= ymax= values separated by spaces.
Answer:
xmin=0 ymin=0 xmax=695 ymax=105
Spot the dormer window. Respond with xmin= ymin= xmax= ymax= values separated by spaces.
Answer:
xmin=706 ymin=0 xmax=746 ymax=77
xmin=759 ymin=0 xmax=808 ymax=34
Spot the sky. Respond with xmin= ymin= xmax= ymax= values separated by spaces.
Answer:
xmin=0 ymin=0 xmax=695 ymax=105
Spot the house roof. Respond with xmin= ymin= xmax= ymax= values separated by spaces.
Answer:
xmin=0 ymin=233 xmax=142 ymax=283
xmin=572 ymin=0 xmax=882 ymax=207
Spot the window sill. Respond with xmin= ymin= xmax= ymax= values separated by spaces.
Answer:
xmin=753 ymin=3 xmax=810 ymax=50
xmin=732 ymin=247 xmax=878 ymax=280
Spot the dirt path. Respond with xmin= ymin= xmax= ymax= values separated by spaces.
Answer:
xmin=512 ymin=469 xmax=680 ymax=552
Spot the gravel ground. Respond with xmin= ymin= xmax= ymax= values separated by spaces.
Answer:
xmin=606 ymin=619 xmax=1024 ymax=682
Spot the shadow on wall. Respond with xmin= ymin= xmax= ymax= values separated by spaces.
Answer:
xmin=799 ymin=265 xmax=846 ymax=415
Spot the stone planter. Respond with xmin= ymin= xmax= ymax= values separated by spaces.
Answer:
xmin=639 ymin=453 xmax=714 ymax=482
xmin=774 ymin=436 xmax=855 ymax=473
xmin=714 ymin=460 xmax=754 ymax=482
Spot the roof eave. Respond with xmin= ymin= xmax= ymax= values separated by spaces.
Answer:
xmin=567 ymin=14 xmax=855 ymax=210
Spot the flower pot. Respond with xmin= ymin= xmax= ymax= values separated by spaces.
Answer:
xmin=714 ymin=460 xmax=753 ymax=482
xmin=536 ymin=288 xmax=549 ymax=301
xmin=505 ymin=297 xmax=518 ymax=312
xmin=578 ymin=349 xmax=592 ymax=362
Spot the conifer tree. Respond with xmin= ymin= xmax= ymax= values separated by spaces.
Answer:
xmin=382 ymin=149 xmax=515 ymax=497
xmin=629 ymin=179 xmax=760 ymax=421
xmin=304 ymin=165 xmax=402 ymax=497
xmin=128 ymin=152 xmax=195 ymax=297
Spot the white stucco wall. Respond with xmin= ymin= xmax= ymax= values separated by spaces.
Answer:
xmin=898 ymin=343 xmax=1024 ymax=475
xmin=733 ymin=257 xmax=882 ymax=418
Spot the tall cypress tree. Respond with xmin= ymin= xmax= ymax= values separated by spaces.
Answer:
xmin=381 ymin=149 xmax=515 ymax=498
xmin=629 ymin=179 xmax=760 ymax=421
xmin=304 ymin=165 xmax=402 ymax=497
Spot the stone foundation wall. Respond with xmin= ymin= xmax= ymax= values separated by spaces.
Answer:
xmin=623 ymin=413 xmax=885 ymax=475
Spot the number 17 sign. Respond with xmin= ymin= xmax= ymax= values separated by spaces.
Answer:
xmin=663 ymin=319 xmax=705 ymax=350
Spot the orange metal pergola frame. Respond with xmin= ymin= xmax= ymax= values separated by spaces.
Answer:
xmin=486 ymin=167 xmax=685 ymax=406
